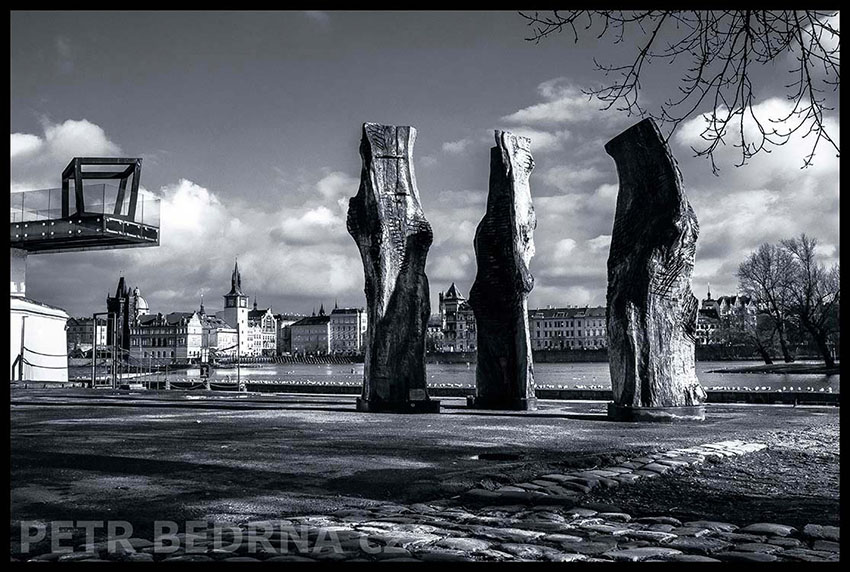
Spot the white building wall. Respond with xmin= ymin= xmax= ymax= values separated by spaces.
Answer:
xmin=11 ymin=297 xmax=69 ymax=382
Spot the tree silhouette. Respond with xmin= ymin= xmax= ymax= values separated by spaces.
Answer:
xmin=520 ymin=10 xmax=840 ymax=173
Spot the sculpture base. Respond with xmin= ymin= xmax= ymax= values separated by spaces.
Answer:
xmin=356 ymin=397 xmax=440 ymax=414
xmin=467 ymin=395 xmax=538 ymax=411
xmin=607 ymin=403 xmax=705 ymax=422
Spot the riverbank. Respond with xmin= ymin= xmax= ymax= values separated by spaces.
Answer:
xmin=708 ymin=363 xmax=839 ymax=375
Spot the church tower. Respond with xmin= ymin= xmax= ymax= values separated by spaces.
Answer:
xmin=223 ymin=259 xmax=249 ymax=354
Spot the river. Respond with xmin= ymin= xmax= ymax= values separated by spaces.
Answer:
xmin=172 ymin=360 xmax=839 ymax=392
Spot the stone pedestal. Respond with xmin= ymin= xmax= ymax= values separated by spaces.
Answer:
xmin=468 ymin=131 xmax=537 ymax=411
xmin=604 ymin=118 xmax=706 ymax=422
xmin=347 ymin=123 xmax=439 ymax=414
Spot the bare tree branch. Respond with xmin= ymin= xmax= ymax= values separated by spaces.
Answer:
xmin=519 ymin=10 xmax=840 ymax=173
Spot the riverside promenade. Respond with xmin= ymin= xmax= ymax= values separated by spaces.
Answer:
xmin=10 ymin=388 xmax=839 ymax=562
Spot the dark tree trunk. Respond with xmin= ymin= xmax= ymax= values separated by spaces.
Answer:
xmin=776 ymin=321 xmax=794 ymax=363
xmin=805 ymin=323 xmax=835 ymax=368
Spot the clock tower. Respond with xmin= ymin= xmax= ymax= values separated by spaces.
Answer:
xmin=223 ymin=259 xmax=249 ymax=353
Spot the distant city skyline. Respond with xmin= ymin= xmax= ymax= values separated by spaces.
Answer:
xmin=12 ymin=11 xmax=840 ymax=318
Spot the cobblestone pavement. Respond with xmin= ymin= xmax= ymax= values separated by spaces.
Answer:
xmin=12 ymin=439 xmax=839 ymax=562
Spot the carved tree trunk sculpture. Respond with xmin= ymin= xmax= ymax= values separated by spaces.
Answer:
xmin=468 ymin=131 xmax=537 ymax=410
xmin=605 ymin=118 xmax=706 ymax=421
xmin=347 ymin=123 xmax=439 ymax=413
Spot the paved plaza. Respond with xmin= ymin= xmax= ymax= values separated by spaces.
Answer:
xmin=10 ymin=388 xmax=839 ymax=562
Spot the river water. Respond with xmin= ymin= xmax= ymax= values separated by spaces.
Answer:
xmin=182 ymin=361 xmax=839 ymax=392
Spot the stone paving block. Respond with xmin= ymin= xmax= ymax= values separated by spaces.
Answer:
xmin=515 ymin=482 xmax=546 ymax=491
xmin=435 ymin=537 xmax=491 ymax=552
xmin=555 ymin=541 xmax=619 ymax=555
xmin=496 ymin=486 xmax=526 ymax=493
xmin=580 ymin=524 xmax=629 ymax=535
xmin=541 ymin=485 xmax=581 ymax=497
xmin=766 ymin=537 xmax=802 ymax=548
xmin=812 ymin=540 xmax=840 ymax=553
xmin=542 ymin=533 xmax=585 ymax=544
xmin=611 ymin=473 xmax=641 ymax=484
xmin=415 ymin=548 xmax=476 ymax=562
xmin=780 ymin=548 xmax=838 ymax=562
xmin=619 ymin=540 xmax=658 ymax=549
xmin=470 ymin=527 xmax=545 ymax=543
xmin=546 ymin=552 xmax=588 ymax=562
xmin=641 ymin=463 xmax=672 ymax=474
xmin=601 ymin=467 xmax=633 ymax=475
xmin=653 ymin=458 xmax=691 ymax=468
xmin=739 ymin=523 xmax=797 ymax=537
xmin=633 ymin=470 xmax=661 ymax=478
xmin=715 ymin=550 xmax=779 ymax=562
xmin=596 ymin=478 xmax=620 ymax=489
xmin=635 ymin=516 xmax=683 ymax=527
xmin=684 ymin=520 xmax=739 ymax=532
xmin=616 ymin=462 xmax=642 ymax=470
xmin=565 ymin=508 xmax=598 ymax=518
xmin=584 ymin=469 xmax=624 ymax=478
xmin=667 ymin=537 xmax=733 ymax=555
xmin=670 ymin=527 xmax=713 ymax=537
xmin=603 ymin=547 xmax=683 ymax=562
xmin=539 ymin=473 xmax=572 ymax=482
xmin=665 ymin=554 xmax=722 ymax=562
xmin=715 ymin=532 xmax=766 ymax=543
xmin=803 ymin=524 xmax=840 ymax=542
xmin=497 ymin=543 xmax=563 ymax=560
xmin=646 ymin=524 xmax=676 ymax=533
xmin=556 ymin=481 xmax=593 ymax=494
xmin=734 ymin=542 xmax=784 ymax=554
xmin=623 ymin=530 xmax=678 ymax=543
xmin=597 ymin=512 xmax=631 ymax=522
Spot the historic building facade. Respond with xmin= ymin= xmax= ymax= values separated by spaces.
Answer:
xmin=248 ymin=299 xmax=277 ymax=356
xmin=329 ymin=305 xmax=367 ymax=355
xmin=438 ymin=283 xmax=477 ymax=352
xmin=215 ymin=261 xmax=278 ymax=357
xmin=290 ymin=305 xmax=331 ymax=355
xmin=528 ymin=306 xmax=607 ymax=350
xmin=274 ymin=313 xmax=304 ymax=355
xmin=695 ymin=286 xmax=758 ymax=345
xmin=129 ymin=311 xmax=203 ymax=363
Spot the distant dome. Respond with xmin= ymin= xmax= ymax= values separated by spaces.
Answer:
xmin=133 ymin=288 xmax=150 ymax=315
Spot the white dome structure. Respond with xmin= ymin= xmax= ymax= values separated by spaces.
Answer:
xmin=133 ymin=287 xmax=150 ymax=316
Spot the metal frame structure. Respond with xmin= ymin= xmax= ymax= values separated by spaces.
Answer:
xmin=11 ymin=157 xmax=159 ymax=254
xmin=62 ymin=157 xmax=143 ymax=219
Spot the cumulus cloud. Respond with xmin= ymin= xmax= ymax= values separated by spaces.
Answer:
xmin=540 ymin=164 xmax=608 ymax=193
xmin=673 ymin=96 xmax=839 ymax=297
xmin=502 ymin=78 xmax=624 ymax=126
xmin=11 ymin=118 xmax=123 ymax=192
xmin=442 ymin=138 xmax=474 ymax=154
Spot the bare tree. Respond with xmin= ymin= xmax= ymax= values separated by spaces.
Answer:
xmin=520 ymin=10 xmax=840 ymax=173
xmin=781 ymin=234 xmax=840 ymax=367
xmin=737 ymin=243 xmax=796 ymax=362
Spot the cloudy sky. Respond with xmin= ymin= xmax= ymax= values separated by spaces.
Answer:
xmin=11 ymin=11 xmax=839 ymax=318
